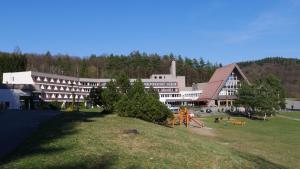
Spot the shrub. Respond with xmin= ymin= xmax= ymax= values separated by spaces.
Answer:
xmin=48 ymin=101 xmax=60 ymax=110
xmin=115 ymin=80 xmax=173 ymax=123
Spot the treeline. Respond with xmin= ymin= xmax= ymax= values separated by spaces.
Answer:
xmin=0 ymin=51 xmax=27 ymax=82
xmin=1 ymin=50 xmax=221 ymax=86
xmin=2 ymin=50 xmax=299 ymax=98
xmin=239 ymin=57 xmax=300 ymax=67
xmin=238 ymin=57 xmax=300 ymax=98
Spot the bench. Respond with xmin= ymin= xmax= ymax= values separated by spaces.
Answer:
xmin=230 ymin=120 xmax=246 ymax=126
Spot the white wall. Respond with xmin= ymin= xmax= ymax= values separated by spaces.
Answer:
xmin=2 ymin=71 xmax=34 ymax=84
xmin=286 ymin=100 xmax=300 ymax=110
xmin=0 ymin=89 xmax=21 ymax=109
xmin=159 ymin=90 xmax=202 ymax=103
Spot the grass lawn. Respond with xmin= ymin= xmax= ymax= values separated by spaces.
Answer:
xmin=202 ymin=114 xmax=300 ymax=169
xmin=278 ymin=111 xmax=300 ymax=119
xmin=1 ymin=110 xmax=299 ymax=169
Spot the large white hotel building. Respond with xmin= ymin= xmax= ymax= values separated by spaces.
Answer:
xmin=1 ymin=60 xmax=249 ymax=110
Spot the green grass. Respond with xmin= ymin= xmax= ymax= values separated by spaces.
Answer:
xmin=1 ymin=110 xmax=300 ymax=169
xmin=279 ymin=111 xmax=300 ymax=119
xmin=202 ymin=115 xmax=300 ymax=169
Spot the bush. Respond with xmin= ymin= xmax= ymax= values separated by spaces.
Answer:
xmin=115 ymin=93 xmax=173 ymax=123
xmin=38 ymin=101 xmax=49 ymax=110
xmin=66 ymin=106 xmax=74 ymax=112
xmin=115 ymin=79 xmax=173 ymax=124
xmin=48 ymin=101 xmax=60 ymax=110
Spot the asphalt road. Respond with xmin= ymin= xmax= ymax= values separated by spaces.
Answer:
xmin=0 ymin=110 xmax=60 ymax=158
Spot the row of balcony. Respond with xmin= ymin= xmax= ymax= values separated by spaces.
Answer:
xmin=40 ymin=84 xmax=91 ymax=93
xmin=33 ymin=76 xmax=100 ymax=87
xmin=33 ymin=76 xmax=178 ymax=88
xmin=44 ymin=93 xmax=86 ymax=100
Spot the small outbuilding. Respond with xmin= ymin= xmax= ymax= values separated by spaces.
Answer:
xmin=0 ymin=84 xmax=41 ymax=110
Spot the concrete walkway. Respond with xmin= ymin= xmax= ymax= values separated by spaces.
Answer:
xmin=0 ymin=110 xmax=60 ymax=158
xmin=277 ymin=115 xmax=300 ymax=122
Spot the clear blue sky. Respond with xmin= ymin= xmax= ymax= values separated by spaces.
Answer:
xmin=0 ymin=0 xmax=299 ymax=64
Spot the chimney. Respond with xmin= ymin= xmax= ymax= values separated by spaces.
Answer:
xmin=170 ymin=60 xmax=176 ymax=77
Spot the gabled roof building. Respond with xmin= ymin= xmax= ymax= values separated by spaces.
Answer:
xmin=198 ymin=63 xmax=250 ymax=107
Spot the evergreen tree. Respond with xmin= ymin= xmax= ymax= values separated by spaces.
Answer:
xmin=116 ymin=73 xmax=131 ymax=95
xmin=102 ymin=80 xmax=120 ymax=112
xmin=127 ymin=79 xmax=145 ymax=98
xmin=148 ymin=86 xmax=159 ymax=100
xmin=235 ymin=75 xmax=286 ymax=117
xmin=235 ymin=82 xmax=256 ymax=112
xmin=89 ymin=87 xmax=104 ymax=106
xmin=115 ymin=79 xmax=173 ymax=123
xmin=263 ymin=75 xmax=286 ymax=109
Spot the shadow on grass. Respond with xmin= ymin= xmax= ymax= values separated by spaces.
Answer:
xmin=44 ymin=152 xmax=140 ymax=169
xmin=235 ymin=150 xmax=288 ymax=169
xmin=45 ymin=152 xmax=118 ymax=169
xmin=0 ymin=110 xmax=111 ymax=168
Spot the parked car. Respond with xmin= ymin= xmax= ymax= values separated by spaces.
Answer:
xmin=170 ymin=107 xmax=180 ymax=113
xmin=206 ymin=109 xmax=212 ymax=113
xmin=189 ymin=112 xmax=195 ymax=117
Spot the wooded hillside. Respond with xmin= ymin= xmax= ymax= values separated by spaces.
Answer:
xmin=0 ymin=51 xmax=219 ymax=87
xmin=238 ymin=57 xmax=300 ymax=98
xmin=0 ymin=51 xmax=299 ymax=97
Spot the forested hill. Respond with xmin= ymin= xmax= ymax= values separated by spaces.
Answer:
xmin=0 ymin=51 xmax=299 ymax=97
xmin=238 ymin=57 xmax=300 ymax=98
xmin=0 ymin=51 xmax=219 ymax=87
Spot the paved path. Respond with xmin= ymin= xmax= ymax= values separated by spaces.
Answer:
xmin=277 ymin=115 xmax=300 ymax=121
xmin=0 ymin=110 xmax=60 ymax=158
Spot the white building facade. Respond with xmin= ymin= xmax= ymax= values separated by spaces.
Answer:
xmin=2 ymin=61 xmax=201 ymax=106
xmin=2 ymin=61 xmax=250 ymax=110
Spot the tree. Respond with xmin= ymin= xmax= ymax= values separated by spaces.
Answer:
xmin=148 ymin=86 xmax=159 ymax=99
xmin=0 ymin=51 xmax=27 ymax=83
xmin=235 ymin=75 xmax=286 ymax=117
xmin=235 ymin=82 xmax=256 ymax=113
xmin=199 ymin=57 xmax=205 ymax=67
xmin=116 ymin=73 xmax=131 ymax=95
xmin=13 ymin=46 xmax=22 ymax=55
xmin=127 ymin=79 xmax=145 ymax=98
xmin=254 ymin=80 xmax=278 ymax=116
xmin=102 ymin=80 xmax=120 ymax=112
xmin=115 ymin=79 xmax=173 ymax=123
xmin=263 ymin=75 xmax=286 ymax=109
xmin=89 ymin=87 xmax=104 ymax=106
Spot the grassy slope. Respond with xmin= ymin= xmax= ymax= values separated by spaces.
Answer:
xmin=279 ymin=111 xmax=300 ymax=119
xmin=203 ymin=115 xmax=300 ymax=169
xmin=1 ymin=111 xmax=300 ymax=169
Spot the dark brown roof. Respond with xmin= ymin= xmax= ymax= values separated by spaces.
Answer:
xmin=198 ymin=63 xmax=249 ymax=101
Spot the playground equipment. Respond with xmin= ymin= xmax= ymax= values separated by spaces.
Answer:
xmin=171 ymin=107 xmax=205 ymax=128
xmin=229 ymin=119 xmax=246 ymax=126
xmin=214 ymin=116 xmax=246 ymax=126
